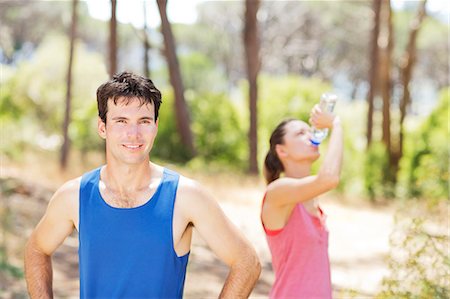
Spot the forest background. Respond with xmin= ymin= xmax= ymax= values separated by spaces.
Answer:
xmin=0 ymin=0 xmax=448 ymax=298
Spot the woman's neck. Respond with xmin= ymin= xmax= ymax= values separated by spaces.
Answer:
xmin=283 ymin=161 xmax=311 ymax=178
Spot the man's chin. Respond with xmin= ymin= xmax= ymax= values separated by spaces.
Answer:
xmin=118 ymin=155 xmax=150 ymax=166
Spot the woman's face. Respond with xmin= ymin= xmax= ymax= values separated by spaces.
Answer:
xmin=276 ymin=120 xmax=320 ymax=163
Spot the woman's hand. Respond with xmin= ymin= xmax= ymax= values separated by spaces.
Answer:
xmin=309 ymin=104 xmax=336 ymax=129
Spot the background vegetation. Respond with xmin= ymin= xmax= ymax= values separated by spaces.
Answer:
xmin=0 ymin=0 xmax=448 ymax=297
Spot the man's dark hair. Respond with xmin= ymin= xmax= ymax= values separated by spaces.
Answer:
xmin=96 ymin=71 xmax=162 ymax=123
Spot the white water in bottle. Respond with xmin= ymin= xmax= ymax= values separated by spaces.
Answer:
xmin=310 ymin=93 xmax=337 ymax=146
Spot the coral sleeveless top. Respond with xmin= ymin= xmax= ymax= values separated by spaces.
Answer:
xmin=78 ymin=167 xmax=189 ymax=298
xmin=262 ymin=199 xmax=332 ymax=298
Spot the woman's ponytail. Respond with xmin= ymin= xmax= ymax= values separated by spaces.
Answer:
xmin=263 ymin=118 xmax=295 ymax=185
xmin=264 ymin=149 xmax=283 ymax=184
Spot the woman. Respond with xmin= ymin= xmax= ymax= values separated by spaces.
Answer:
xmin=261 ymin=104 xmax=343 ymax=298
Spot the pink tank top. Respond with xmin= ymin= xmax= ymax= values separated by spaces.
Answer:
xmin=262 ymin=199 xmax=332 ymax=298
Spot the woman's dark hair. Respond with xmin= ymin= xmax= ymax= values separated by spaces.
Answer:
xmin=263 ymin=119 xmax=296 ymax=184
xmin=96 ymin=71 xmax=162 ymax=123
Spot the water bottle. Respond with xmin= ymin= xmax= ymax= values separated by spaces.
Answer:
xmin=310 ymin=93 xmax=337 ymax=146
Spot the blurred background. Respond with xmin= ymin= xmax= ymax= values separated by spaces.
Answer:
xmin=0 ymin=0 xmax=448 ymax=298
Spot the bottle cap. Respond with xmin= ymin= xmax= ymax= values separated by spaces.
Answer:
xmin=310 ymin=139 xmax=321 ymax=146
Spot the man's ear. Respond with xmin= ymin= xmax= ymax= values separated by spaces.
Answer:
xmin=98 ymin=117 xmax=106 ymax=139
xmin=275 ymin=144 xmax=287 ymax=159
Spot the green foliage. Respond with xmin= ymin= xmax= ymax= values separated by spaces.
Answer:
xmin=0 ymin=34 xmax=107 ymax=159
xmin=180 ymin=52 xmax=227 ymax=93
xmin=71 ymin=101 xmax=104 ymax=154
xmin=155 ymin=74 xmax=332 ymax=170
xmin=0 ymin=179 xmax=23 ymax=280
xmin=255 ymin=75 xmax=330 ymax=162
xmin=153 ymin=88 xmax=246 ymax=167
xmin=151 ymin=88 xmax=192 ymax=162
xmin=398 ymin=88 xmax=449 ymax=203
xmin=361 ymin=88 xmax=448 ymax=203
xmin=376 ymin=217 xmax=449 ymax=299
xmin=0 ymin=68 xmax=24 ymax=121
xmin=0 ymin=1 xmax=71 ymax=62
xmin=364 ymin=142 xmax=393 ymax=201
xmin=258 ymin=75 xmax=329 ymax=127
xmin=0 ymin=248 xmax=23 ymax=279
xmin=333 ymin=101 xmax=366 ymax=195
xmin=189 ymin=91 xmax=246 ymax=167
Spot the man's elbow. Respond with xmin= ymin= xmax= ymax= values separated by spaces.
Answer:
xmin=242 ymin=247 xmax=261 ymax=278
xmin=251 ymin=253 xmax=261 ymax=277
xmin=254 ymin=256 xmax=262 ymax=278
xmin=24 ymin=236 xmax=50 ymax=263
xmin=24 ymin=238 xmax=35 ymax=261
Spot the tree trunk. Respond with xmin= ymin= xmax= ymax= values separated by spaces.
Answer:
xmin=143 ymin=1 xmax=150 ymax=78
xmin=378 ymin=0 xmax=393 ymax=173
xmin=157 ymin=0 xmax=195 ymax=156
xmin=396 ymin=0 xmax=428 ymax=170
xmin=60 ymin=0 xmax=78 ymax=170
xmin=244 ymin=0 xmax=261 ymax=174
xmin=109 ymin=0 xmax=117 ymax=77
xmin=366 ymin=0 xmax=381 ymax=148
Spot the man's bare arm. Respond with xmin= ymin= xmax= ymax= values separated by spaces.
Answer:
xmin=24 ymin=239 xmax=54 ymax=298
xmin=24 ymin=179 xmax=79 ymax=298
xmin=178 ymin=179 xmax=261 ymax=298
xmin=218 ymin=227 xmax=261 ymax=299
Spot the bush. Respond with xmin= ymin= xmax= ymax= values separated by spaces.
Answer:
xmin=377 ymin=216 xmax=449 ymax=298
xmin=364 ymin=142 xmax=395 ymax=201
xmin=398 ymin=87 xmax=449 ymax=204
xmin=254 ymin=74 xmax=330 ymax=164
xmin=0 ymin=34 xmax=107 ymax=159
xmin=152 ymin=88 xmax=193 ymax=162
xmin=190 ymin=91 xmax=247 ymax=167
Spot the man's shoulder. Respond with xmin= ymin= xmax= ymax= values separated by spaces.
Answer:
xmin=55 ymin=176 xmax=82 ymax=199
xmin=52 ymin=166 xmax=101 ymax=203
xmin=175 ymin=175 xmax=216 ymax=212
xmin=45 ymin=176 xmax=81 ymax=221
xmin=159 ymin=166 xmax=211 ymax=204
xmin=177 ymin=175 xmax=201 ymax=193
xmin=159 ymin=166 xmax=198 ymax=191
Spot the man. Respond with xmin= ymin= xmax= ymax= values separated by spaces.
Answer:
xmin=24 ymin=71 xmax=261 ymax=298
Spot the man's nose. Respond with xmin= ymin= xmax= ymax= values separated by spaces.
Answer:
xmin=126 ymin=124 xmax=140 ymax=137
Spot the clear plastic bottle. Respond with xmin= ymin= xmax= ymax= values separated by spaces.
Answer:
xmin=310 ymin=93 xmax=337 ymax=146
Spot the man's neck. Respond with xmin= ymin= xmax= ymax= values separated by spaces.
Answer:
xmin=102 ymin=161 xmax=153 ymax=193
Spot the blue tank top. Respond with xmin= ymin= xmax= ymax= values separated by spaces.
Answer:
xmin=78 ymin=167 xmax=189 ymax=298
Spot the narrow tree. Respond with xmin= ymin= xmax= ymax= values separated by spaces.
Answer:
xmin=157 ymin=0 xmax=195 ymax=156
xmin=397 ymin=0 xmax=427 ymax=158
xmin=366 ymin=0 xmax=382 ymax=147
xmin=377 ymin=0 xmax=394 ymax=182
xmin=143 ymin=1 xmax=150 ymax=78
xmin=109 ymin=0 xmax=117 ymax=77
xmin=243 ymin=0 xmax=261 ymax=174
xmin=60 ymin=0 xmax=78 ymax=170
xmin=396 ymin=0 xmax=428 ymax=171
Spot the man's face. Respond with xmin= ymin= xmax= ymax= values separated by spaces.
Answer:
xmin=98 ymin=97 xmax=158 ymax=165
